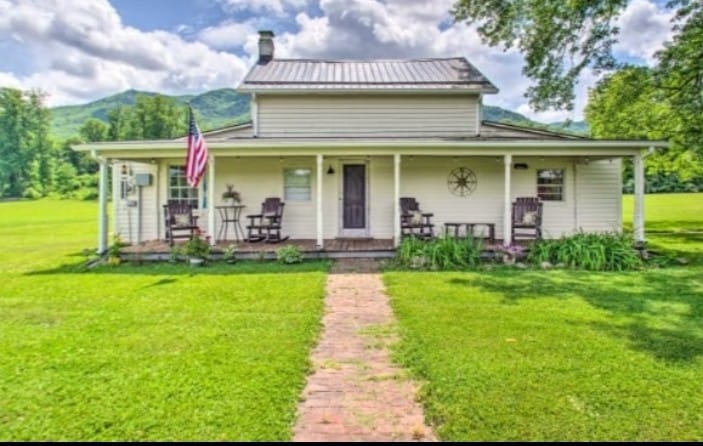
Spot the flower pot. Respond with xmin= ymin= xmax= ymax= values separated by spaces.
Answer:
xmin=189 ymin=257 xmax=205 ymax=267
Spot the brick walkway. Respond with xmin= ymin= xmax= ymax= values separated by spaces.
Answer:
xmin=292 ymin=260 xmax=436 ymax=442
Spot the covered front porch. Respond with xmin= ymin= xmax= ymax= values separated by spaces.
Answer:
xmin=85 ymin=137 xmax=661 ymax=257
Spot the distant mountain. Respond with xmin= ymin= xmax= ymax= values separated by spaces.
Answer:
xmin=482 ymin=104 xmax=589 ymax=136
xmin=50 ymin=88 xmax=587 ymax=139
xmin=547 ymin=120 xmax=589 ymax=135
xmin=50 ymin=89 xmax=250 ymax=139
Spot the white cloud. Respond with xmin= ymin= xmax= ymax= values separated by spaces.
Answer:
xmin=0 ymin=71 xmax=22 ymax=89
xmin=614 ymin=0 xmax=674 ymax=64
xmin=0 ymin=0 xmax=249 ymax=106
xmin=198 ymin=21 xmax=256 ymax=50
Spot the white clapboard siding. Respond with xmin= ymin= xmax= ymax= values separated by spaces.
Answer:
xmin=112 ymin=162 xmax=159 ymax=244
xmin=512 ymin=157 xmax=578 ymax=238
xmin=576 ymin=159 xmax=623 ymax=233
xmin=400 ymin=157 xmax=506 ymax=239
xmin=257 ymin=94 xmax=479 ymax=137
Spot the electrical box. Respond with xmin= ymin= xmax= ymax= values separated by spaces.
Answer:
xmin=134 ymin=173 xmax=153 ymax=187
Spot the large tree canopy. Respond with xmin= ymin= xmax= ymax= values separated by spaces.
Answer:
xmin=107 ymin=95 xmax=185 ymax=141
xmin=452 ymin=0 xmax=702 ymax=115
xmin=0 ymin=88 xmax=53 ymax=197
xmin=586 ymin=66 xmax=703 ymax=191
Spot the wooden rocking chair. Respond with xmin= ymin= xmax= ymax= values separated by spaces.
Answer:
xmin=163 ymin=200 xmax=200 ymax=246
xmin=245 ymin=197 xmax=289 ymax=243
xmin=400 ymin=197 xmax=434 ymax=239
xmin=511 ymin=197 xmax=543 ymax=243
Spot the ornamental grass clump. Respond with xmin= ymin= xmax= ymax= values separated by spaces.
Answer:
xmin=527 ymin=232 xmax=642 ymax=271
xmin=397 ymin=235 xmax=483 ymax=270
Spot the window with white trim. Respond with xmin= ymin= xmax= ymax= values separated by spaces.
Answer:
xmin=168 ymin=165 xmax=204 ymax=208
xmin=283 ymin=168 xmax=311 ymax=201
xmin=537 ymin=169 xmax=564 ymax=201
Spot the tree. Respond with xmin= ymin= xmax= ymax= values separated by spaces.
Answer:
xmin=655 ymin=2 xmax=703 ymax=151
xmin=107 ymin=106 xmax=137 ymax=141
xmin=452 ymin=0 xmax=702 ymax=114
xmin=79 ymin=118 xmax=109 ymax=142
xmin=106 ymin=95 xmax=185 ymax=141
xmin=0 ymin=88 xmax=54 ymax=197
xmin=586 ymin=66 xmax=703 ymax=191
xmin=133 ymin=94 xmax=186 ymax=139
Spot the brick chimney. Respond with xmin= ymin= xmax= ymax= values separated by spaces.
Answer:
xmin=258 ymin=30 xmax=275 ymax=64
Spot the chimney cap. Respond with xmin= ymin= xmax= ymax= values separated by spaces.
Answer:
xmin=258 ymin=30 xmax=275 ymax=38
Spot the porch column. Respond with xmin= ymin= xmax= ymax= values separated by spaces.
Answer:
xmin=316 ymin=154 xmax=324 ymax=249
xmin=633 ymin=151 xmax=646 ymax=244
xmin=207 ymin=155 xmax=216 ymax=246
xmin=503 ymin=154 xmax=512 ymax=247
xmin=97 ymin=157 xmax=109 ymax=254
xmin=393 ymin=153 xmax=401 ymax=247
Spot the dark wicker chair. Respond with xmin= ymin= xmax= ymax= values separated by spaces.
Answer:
xmin=511 ymin=197 xmax=543 ymax=243
xmin=163 ymin=200 xmax=199 ymax=246
xmin=400 ymin=197 xmax=434 ymax=239
xmin=245 ymin=197 xmax=289 ymax=243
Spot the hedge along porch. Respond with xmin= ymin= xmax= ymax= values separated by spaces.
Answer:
xmin=83 ymin=137 xmax=662 ymax=255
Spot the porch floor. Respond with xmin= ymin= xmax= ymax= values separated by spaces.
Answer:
xmin=120 ymin=237 xmax=515 ymax=260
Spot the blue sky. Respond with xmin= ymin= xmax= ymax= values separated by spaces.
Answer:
xmin=0 ymin=0 xmax=676 ymax=122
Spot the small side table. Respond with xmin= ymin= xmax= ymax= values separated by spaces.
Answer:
xmin=215 ymin=204 xmax=245 ymax=242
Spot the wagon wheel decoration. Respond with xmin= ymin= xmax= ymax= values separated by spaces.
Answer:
xmin=447 ymin=167 xmax=477 ymax=196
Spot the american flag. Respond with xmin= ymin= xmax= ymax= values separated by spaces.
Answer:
xmin=185 ymin=106 xmax=208 ymax=188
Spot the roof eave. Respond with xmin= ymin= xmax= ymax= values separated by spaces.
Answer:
xmin=237 ymin=85 xmax=499 ymax=95
xmin=75 ymin=138 xmax=668 ymax=153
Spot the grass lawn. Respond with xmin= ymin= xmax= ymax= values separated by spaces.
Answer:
xmin=623 ymin=193 xmax=703 ymax=263
xmin=386 ymin=192 xmax=703 ymax=441
xmin=623 ymin=192 xmax=703 ymax=233
xmin=0 ymin=200 xmax=328 ymax=441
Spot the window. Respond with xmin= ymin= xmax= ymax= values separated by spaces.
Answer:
xmin=169 ymin=165 xmax=199 ymax=208
xmin=284 ymin=168 xmax=311 ymax=201
xmin=537 ymin=169 xmax=564 ymax=201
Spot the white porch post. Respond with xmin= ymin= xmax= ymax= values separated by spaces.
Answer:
xmin=503 ymin=154 xmax=513 ymax=247
xmin=393 ymin=153 xmax=401 ymax=247
xmin=207 ymin=155 xmax=216 ymax=246
xmin=97 ymin=157 xmax=109 ymax=254
xmin=633 ymin=151 xmax=646 ymax=243
xmin=316 ymin=154 xmax=324 ymax=248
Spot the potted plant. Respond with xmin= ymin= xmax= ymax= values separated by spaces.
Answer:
xmin=183 ymin=230 xmax=211 ymax=266
xmin=221 ymin=184 xmax=241 ymax=205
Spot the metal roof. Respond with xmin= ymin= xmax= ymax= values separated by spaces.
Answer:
xmin=238 ymin=57 xmax=498 ymax=94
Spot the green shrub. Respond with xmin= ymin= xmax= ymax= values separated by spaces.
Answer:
xmin=276 ymin=245 xmax=303 ymax=264
xmin=397 ymin=235 xmax=483 ymax=270
xmin=527 ymin=232 xmax=643 ymax=271
xmin=182 ymin=232 xmax=211 ymax=259
xmin=222 ymin=244 xmax=237 ymax=263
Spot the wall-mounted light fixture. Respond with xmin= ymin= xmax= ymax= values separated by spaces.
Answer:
xmin=327 ymin=165 xmax=335 ymax=175
xmin=120 ymin=164 xmax=131 ymax=176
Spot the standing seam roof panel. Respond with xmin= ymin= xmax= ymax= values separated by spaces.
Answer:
xmin=239 ymin=58 xmax=498 ymax=92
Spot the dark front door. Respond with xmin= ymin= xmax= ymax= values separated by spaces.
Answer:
xmin=343 ymin=164 xmax=366 ymax=230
